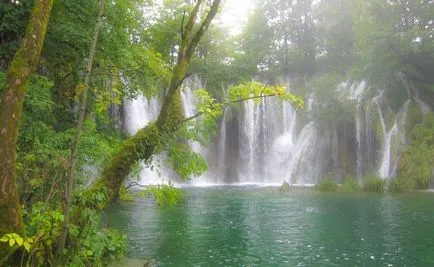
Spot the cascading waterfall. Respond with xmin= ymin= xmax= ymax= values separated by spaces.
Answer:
xmin=239 ymin=100 xmax=261 ymax=183
xmin=236 ymin=94 xmax=320 ymax=185
xmin=373 ymin=89 xmax=411 ymax=179
xmin=123 ymin=76 xmax=431 ymax=186
xmin=123 ymin=77 xmax=209 ymax=186
xmin=180 ymin=78 xmax=202 ymax=154
xmin=280 ymin=121 xmax=317 ymax=184
xmin=217 ymin=108 xmax=228 ymax=180
xmin=179 ymin=77 xmax=219 ymax=185
xmin=345 ymin=81 xmax=367 ymax=179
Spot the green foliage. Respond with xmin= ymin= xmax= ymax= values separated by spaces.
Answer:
xmin=341 ymin=176 xmax=361 ymax=192
xmin=167 ymin=143 xmax=208 ymax=180
xmin=27 ymin=202 xmax=64 ymax=238
xmin=0 ymin=203 xmax=65 ymax=265
xmin=278 ymin=181 xmax=292 ymax=193
xmin=119 ymin=186 xmax=135 ymax=201
xmin=0 ymin=0 xmax=32 ymax=68
xmin=362 ymin=175 xmax=386 ymax=192
xmin=67 ymin=189 xmax=126 ymax=266
xmin=398 ymin=114 xmax=434 ymax=189
xmin=0 ymin=70 xmax=5 ymax=94
xmin=141 ymin=183 xmax=184 ymax=207
xmin=228 ymin=81 xmax=304 ymax=108
xmin=388 ymin=176 xmax=415 ymax=193
xmin=309 ymin=73 xmax=355 ymax=128
xmin=316 ymin=179 xmax=338 ymax=192
xmin=11 ymin=73 xmax=124 ymax=203
xmin=77 ymin=119 xmax=124 ymax=183
xmin=0 ymin=232 xmax=33 ymax=252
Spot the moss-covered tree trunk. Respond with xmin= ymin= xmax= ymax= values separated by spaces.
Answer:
xmin=88 ymin=0 xmax=221 ymax=209
xmin=0 ymin=0 xmax=53 ymax=256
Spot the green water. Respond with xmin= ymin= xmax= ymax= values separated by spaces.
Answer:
xmin=106 ymin=187 xmax=434 ymax=266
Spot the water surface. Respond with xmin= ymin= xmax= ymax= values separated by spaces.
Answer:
xmin=106 ymin=187 xmax=434 ymax=266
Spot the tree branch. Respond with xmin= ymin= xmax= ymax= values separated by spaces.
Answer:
xmin=180 ymin=10 xmax=186 ymax=37
xmin=183 ymin=0 xmax=203 ymax=39
xmin=185 ymin=0 xmax=221 ymax=62
xmin=125 ymin=182 xmax=147 ymax=189
xmin=182 ymin=93 xmax=279 ymax=123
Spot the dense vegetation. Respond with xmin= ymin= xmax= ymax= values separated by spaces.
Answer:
xmin=0 ymin=0 xmax=433 ymax=265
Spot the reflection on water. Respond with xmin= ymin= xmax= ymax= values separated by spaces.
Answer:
xmin=106 ymin=187 xmax=434 ymax=266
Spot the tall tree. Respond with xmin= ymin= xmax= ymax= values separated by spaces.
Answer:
xmin=88 ymin=0 xmax=222 ymax=208
xmin=57 ymin=0 xmax=105 ymax=257
xmin=0 ymin=0 xmax=53 ymax=257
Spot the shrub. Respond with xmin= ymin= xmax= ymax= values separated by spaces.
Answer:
xmin=278 ymin=181 xmax=292 ymax=193
xmin=341 ymin=176 xmax=361 ymax=192
xmin=388 ymin=176 xmax=415 ymax=193
xmin=398 ymin=114 xmax=434 ymax=189
xmin=316 ymin=179 xmax=338 ymax=192
xmin=141 ymin=182 xmax=184 ymax=207
xmin=363 ymin=175 xmax=385 ymax=192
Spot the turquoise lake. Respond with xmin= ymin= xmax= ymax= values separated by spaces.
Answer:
xmin=106 ymin=187 xmax=434 ymax=266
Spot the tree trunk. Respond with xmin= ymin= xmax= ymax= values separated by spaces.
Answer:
xmin=56 ymin=0 xmax=105 ymax=257
xmin=86 ymin=0 xmax=221 ymax=209
xmin=0 ymin=0 xmax=53 ymax=257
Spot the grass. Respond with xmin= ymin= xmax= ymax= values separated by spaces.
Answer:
xmin=362 ymin=175 xmax=386 ymax=192
xmin=341 ymin=176 xmax=361 ymax=192
xmin=388 ymin=176 xmax=415 ymax=193
xmin=316 ymin=179 xmax=338 ymax=192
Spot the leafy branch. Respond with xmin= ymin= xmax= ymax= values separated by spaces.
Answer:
xmin=183 ymin=81 xmax=304 ymax=123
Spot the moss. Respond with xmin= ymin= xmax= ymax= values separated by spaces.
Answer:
xmin=385 ymin=108 xmax=395 ymax=130
xmin=404 ymin=101 xmax=423 ymax=136
xmin=0 ymin=1 xmax=53 ymax=259
xmin=158 ymin=89 xmax=185 ymax=128
xmin=93 ymin=124 xmax=160 ymax=206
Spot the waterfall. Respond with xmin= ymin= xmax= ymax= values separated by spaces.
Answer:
xmin=373 ymin=90 xmax=411 ymax=178
xmin=180 ymin=79 xmax=202 ymax=154
xmin=123 ymin=95 xmax=170 ymax=185
xmin=217 ymin=108 xmax=228 ymax=181
xmin=122 ymin=76 xmax=431 ymax=186
xmin=355 ymin=106 xmax=363 ymax=179
xmin=282 ymin=121 xmax=317 ymax=184
xmin=350 ymin=81 xmax=368 ymax=179
xmin=179 ymin=78 xmax=217 ymax=185
xmin=239 ymin=100 xmax=261 ymax=183
xmin=124 ymin=95 xmax=160 ymax=135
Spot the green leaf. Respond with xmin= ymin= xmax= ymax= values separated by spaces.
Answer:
xmin=15 ymin=235 xmax=23 ymax=246
xmin=9 ymin=238 xmax=15 ymax=247
xmin=23 ymin=241 xmax=31 ymax=252
xmin=0 ymin=235 xmax=8 ymax=242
